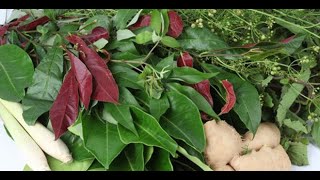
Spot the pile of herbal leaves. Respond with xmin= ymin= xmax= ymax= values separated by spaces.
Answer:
xmin=0 ymin=9 xmax=319 ymax=171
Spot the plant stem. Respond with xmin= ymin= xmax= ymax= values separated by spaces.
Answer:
xmin=177 ymin=146 xmax=213 ymax=171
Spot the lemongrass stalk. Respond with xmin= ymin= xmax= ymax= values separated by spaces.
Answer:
xmin=0 ymin=98 xmax=73 ymax=163
xmin=0 ymin=101 xmax=51 ymax=171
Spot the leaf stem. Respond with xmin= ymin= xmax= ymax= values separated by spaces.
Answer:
xmin=176 ymin=146 xmax=213 ymax=171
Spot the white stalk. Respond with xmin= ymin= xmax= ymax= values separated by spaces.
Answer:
xmin=0 ymin=98 xmax=73 ymax=163
xmin=0 ymin=101 xmax=51 ymax=171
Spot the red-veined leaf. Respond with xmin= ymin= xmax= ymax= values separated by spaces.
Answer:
xmin=129 ymin=15 xmax=151 ymax=31
xmin=67 ymin=50 xmax=93 ymax=109
xmin=49 ymin=70 xmax=79 ymax=139
xmin=81 ymin=26 xmax=109 ymax=44
xmin=66 ymin=34 xmax=119 ymax=103
xmin=18 ymin=16 xmax=50 ymax=31
xmin=219 ymin=80 xmax=236 ymax=115
xmin=192 ymin=79 xmax=213 ymax=107
xmin=280 ymin=35 xmax=296 ymax=44
xmin=177 ymin=51 xmax=193 ymax=67
xmin=167 ymin=10 xmax=183 ymax=38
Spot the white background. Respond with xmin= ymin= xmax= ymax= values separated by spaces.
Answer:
xmin=0 ymin=9 xmax=320 ymax=171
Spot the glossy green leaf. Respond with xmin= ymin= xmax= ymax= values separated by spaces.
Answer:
xmin=277 ymin=69 xmax=311 ymax=126
xmin=127 ymin=9 xmax=144 ymax=27
xmin=281 ymin=35 xmax=305 ymax=55
xmin=113 ymin=9 xmax=138 ymax=30
xmin=117 ymin=29 xmax=136 ymax=41
xmin=110 ymin=64 xmax=143 ymax=90
xmin=61 ymin=132 xmax=94 ymax=161
xmin=82 ymin=113 xmax=126 ymax=169
xmin=118 ymin=106 xmax=178 ymax=156
xmin=104 ymin=103 xmax=138 ymax=136
xmin=135 ymin=31 xmax=152 ymax=44
xmin=160 ymin=91 xmax=205 ymax=153
xmin=170 ymin=67 xmax=218 ymax=84
xmin=283 ymin=119 xmax=308 ymax=134
xmin=144 ymin=146 xmax=154 ymax=165
xmin=0 ymin=45 xmax=34 ymax=102
xmin=287 ymin=142 xmax=309 ymax=166
xmin=149 ymin=94 xmax=170 ymax=121
xmin=167 ymin=83 xmax=219 ymax=120
xmin=146 ymin=148 xmax=173 ymax=171
xmin=150 ymin=10 xmax=162 ymax=35
xmin=118 ymin=87 xmax=143 ymax=109
xmin=80 ymin=15 xmax=111 ymax=33
xmin=161 ymin=9 xmax=169 ymax=35
xmin=109 ymin=143 xmax=144 ymax=171
xmin=178 ymin=27 xmax=229 ymax=51
xmin=201 ymin=63 xmax=261 ymax=134
xmin=22 ymin=46 xmax=63 ymax=125
xmin=161 ymin=36 xmax=180 ymax=48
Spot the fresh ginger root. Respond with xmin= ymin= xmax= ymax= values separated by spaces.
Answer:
xmin=204 ymin=120 xmax=242 ymax=170
xmin=204 ymin=121 xmax=291 ymax=171
xmin=242 ymin=122 xmax=281 ymax=150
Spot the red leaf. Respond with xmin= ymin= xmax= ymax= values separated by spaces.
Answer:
xmin=200 ymin=112 xmax=212 ymax=121
xmin=49 ymin=70 xmax=79 ymax=139
xmin=18 ymin=16 xmax=50 ymax=31
xmin=129 ymin=15 xmax=151 ymax=31
xmin=8 ymin=14 xmax=30 ymax=27
xmin=177 ymin=52 xmax=193 ymax=67
xmin=192 ymin=80 xmax=213 ymax=107
xmin=66 ymin=35 xmax=119 ymax=103
xmin=0 ymin=36 xmax=6 ymax=45
xmin=81 ymin=26 xmax=110 ymax=45
xmin=0 ymin=25 xmax=9 ymax=37
xmin=167 ymin=10 xmax=183 ymax=38
xmin=67 ymin=51 xmax=93 ymax=109
xmin=280 ymin=35 xmax=296 ymax=44
xmin=219 ymin=80 xmax=236 ymax=115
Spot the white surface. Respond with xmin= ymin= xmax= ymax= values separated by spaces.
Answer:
xmin=1 ymin=9 xmax=320 ymax=171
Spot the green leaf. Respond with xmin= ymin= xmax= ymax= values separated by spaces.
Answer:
xmin=150 ymin=10 xmax=162 ymax=35
xmin=24 ymin=156 xmax=94 ymax=171
xmin=281 ymin=35 xmax=305 ymax=55
xmin=149 ymin=94 xmax=170 ymax=121
xmin=161 ymin=9 xmax=169 ymax=35
xmin=60 ymin=132 xmax=94 ymax=161
xmin=178 ymin=27 xmax=229 ymax=51
xmin=263 ymin=92 xmax=274 ymax=108
xmin=127 ymin=9 xmax=144 ymax=27
xmin=167 ymin=83 xmax=219 ymax=120
xmin=117 ymin=29 xmax=136 ymax=41
xmin=160 ymin=91 xmax=206 ymax=152
xmin=170 ymin=67 xmax=218 ymax=84
xmin=108 ymin=143 xmax=144 ymax=171
xmin=107 ymin=40 xmax=139 ymax=55
xmin=283 ymin=119 xmax=308 ymax=134
xmin=113 ymin=9 xmax=138 ymax=30
xmin=261 ymin=75 xmax=273 ymax=87
xmin=118 ymin=106 xmax=178 ymax=156
xmin=201 ymin=63 xmax=261 ymax=134
xmin=275 ymin=19 xmax=306 ymax=34
xmin=0 ymin=45 xmax=34 ymax=102
xmin=152 ymin=31 xmax=161 ymax=43
xmin=135 ymin=31 xmax=153 ymax=44
xmin=144 ymin=146 xmax=154 ymax=165
xmin=104 ymin=103 xmax=138 ymax=136
xmin=161 ymin=36 xmax=180 ymax=48
xmin=119 ymin=87 xmax=143 ymax=109
xmin=93 ymin=38 xmax=108 ymax=50
xmin=287 ymin=142 xmax=309 ymax=166
xmin=110 ymin=64 xmax=144 ymax=89
xmin=88 ymin=160 xmax=105 ymax=171
xmin=276 ymin=69 xmax=311 ymax=126
xmin=68 ymin=114 xmax=84 ymax=139
xmin=312 ymin=121 xmax=320 ymax=148
xmin=146 ymin=148 xmax=173 ymax=171
xmin=82 ymin=113 xmax=126 ymax=169
xmin=177 ymin=140 xmax=205 ymax=163
xmin=80 ymin=15 xmax=111 ymax=33
xmin=22 ymin=46 xmax=63 ymax=125
xmin=155 ymin=54 xmax=176 ymax=72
